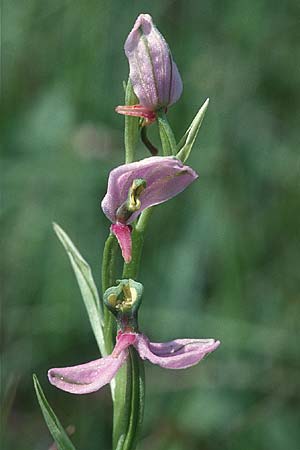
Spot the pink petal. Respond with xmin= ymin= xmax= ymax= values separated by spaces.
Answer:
xmin=111 ymin=223 xmax=132 ymax=263
xmin=134 ymin=334 xmax=220 ymax=369
xmin=48 ymin=353 xmax=127 ymax=394
xmin=48 ymin=332 xmax=136 ymax=394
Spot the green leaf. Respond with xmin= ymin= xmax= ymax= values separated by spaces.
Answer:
xmin=176 ymin=98 xmax=209 ymax=162
xmin=53 ymin=222 xmax=105 ymax=356
xmin=33 ymin=375 xmax=77 ymax=450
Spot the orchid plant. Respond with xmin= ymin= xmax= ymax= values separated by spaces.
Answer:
xmin=33 ymin=13 xmax=220 ymax=450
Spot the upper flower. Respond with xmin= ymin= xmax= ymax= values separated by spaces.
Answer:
xmin=116 ymin=14 xmax=183 ymax=122
xmin=102 ymin=156 xmax=197 ymax=225
xmin=48 ymin=330 xmax=220 ymax=394
xmin=101 ymin=156 xmax=198 ymax=263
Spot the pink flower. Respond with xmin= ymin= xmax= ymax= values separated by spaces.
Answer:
xmin=101 ymin=156 xmax=198 ymax=263
xmin=48 ymin=331 xmax=220 ymax=394
xmin=116 ymin=14 xmax=183 ymax=124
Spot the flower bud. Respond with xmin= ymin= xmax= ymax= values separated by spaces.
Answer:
xmin=116 ymin=14 xmax=183 ymax=122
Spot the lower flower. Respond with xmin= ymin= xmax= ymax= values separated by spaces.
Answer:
xmin=48 ymin=331 xmax=220 ymax=394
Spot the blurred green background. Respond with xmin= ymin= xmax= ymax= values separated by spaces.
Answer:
xmin=2 ymin=1 xmax=300 ymax=449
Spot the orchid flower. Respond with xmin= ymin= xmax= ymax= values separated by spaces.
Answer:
xmin=116 ymin=14 xmax=183 ymax=124
xmin=48 ymin=330 xmax=220 ymax=394
xmin=101 ymin=156 xmax=198 ymax=263
xmin=48 ymin=279 xmax=220 ymax=394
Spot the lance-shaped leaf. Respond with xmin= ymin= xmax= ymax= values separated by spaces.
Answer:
xmin=53 ymin=223 xmax=105 ymax=356
xmin=33 ymin=375 xmax=77 ymax=450
xmin=176 ymin=98 xmax=209 ymax=162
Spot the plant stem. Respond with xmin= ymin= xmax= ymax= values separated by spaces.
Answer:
xmin=141 ymin=126 xmax=158 ymax=156
xmin=113 ymin=348 xmax=145 ymax=450
xmin=102 ymin=233 xmax=118 ymax=354
xmin=109 ymin=79 xmax=160 ymax=450
xmin=122 ymin=208 xmax=153 ymax=279
xmin=136 ymin=207 xmax=153 ymax=233
xmin=124 ymin=80 xmax=139 ymax=163
xmin=111 ymin=209 xmax=152 ymax=450
xmin=122 ymin=228 xmax=144 ymax=279
xmin=122 ymin=349 xmax=145 ymax=450
xmin=107 ymin=104 xmax=175 ymax=449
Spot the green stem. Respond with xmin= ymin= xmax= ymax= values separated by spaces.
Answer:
xmin=122 ymin=227 xmax=144 ymax=279
xmin=141 ymin=126 xmax=158 ymax=156
xmin=122 ymin=208 xmax=153 ymax=279
xmin=136 ymin=207 xmax=153 ymax=233
xmin=110 ymin=81 xmax=154 ymax=450
xmin=112 ymin=362 xmax=131 ymax=450
xmin=113 ymin=349 xmax=145 ymax=450
xmin=124 ymin=79 xmax=139 ymax=163
xmin=157 ymin=111 xmax=177 ymax=156
xmin=102 ymin=233 xmax=118 ymax=354
xmin=122 ymin=349 xmax=145 ymax=450
xmin=112 ymin=208 xmax=152 ymax=450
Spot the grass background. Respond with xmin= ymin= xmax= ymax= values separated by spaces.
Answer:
xmin=1 ymin=1 xmax=300 ymax=449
